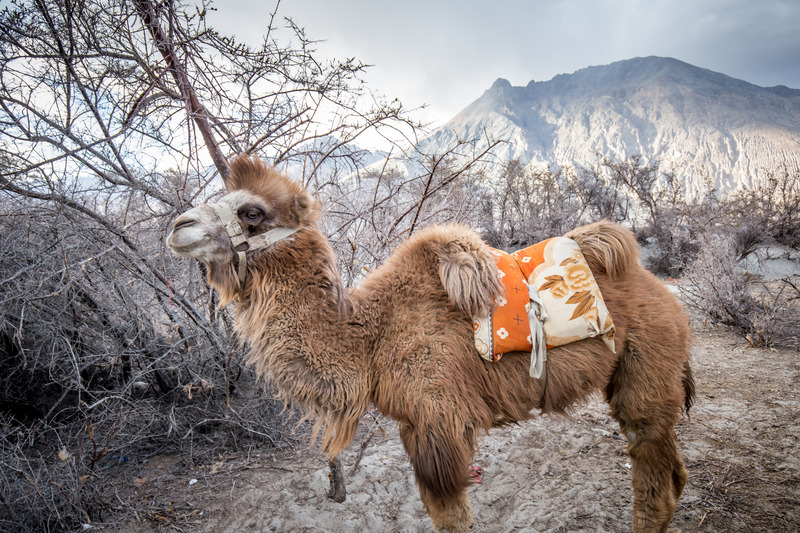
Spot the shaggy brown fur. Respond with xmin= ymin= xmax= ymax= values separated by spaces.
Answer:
xmin=167 ymin=156 xmax=694 ymax=533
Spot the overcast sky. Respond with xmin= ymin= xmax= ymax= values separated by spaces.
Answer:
xmin=200 ymin=0 xmax=800 ymax=127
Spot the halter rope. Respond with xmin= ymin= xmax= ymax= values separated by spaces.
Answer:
xmin=210 ymin=202 xmax=300 ymax=299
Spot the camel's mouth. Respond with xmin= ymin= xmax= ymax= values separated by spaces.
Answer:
xmin=166 ymin=225 xmax=212 ymax=256
xmin=166 ymin=207 xmax=222 ymax=257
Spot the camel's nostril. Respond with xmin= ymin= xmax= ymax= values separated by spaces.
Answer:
xmin=173 ymin=217 xmax=196 ymax=231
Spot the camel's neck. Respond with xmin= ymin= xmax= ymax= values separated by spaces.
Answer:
xmin=235 ymin=228 xmax=378 ymax=457
xmin=237 ymin=231 xmax=352 ymax=322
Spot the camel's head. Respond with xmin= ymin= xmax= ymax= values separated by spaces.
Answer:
xmin=167 ymin=156 xmax=319 ymax=301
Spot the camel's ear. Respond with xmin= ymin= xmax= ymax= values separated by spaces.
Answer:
xmin=223 ymin=175 xmax=235 ymax=193
xmin=292 ymin=189 xmax=320 ymax=225
xmin=221 ymin=159 xmax=238 ymax=192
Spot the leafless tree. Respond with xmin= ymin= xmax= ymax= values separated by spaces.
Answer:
xmin=0 ymin=0 xmax=504 ymax=530
xmin=479 ymin=159 xmax=594 ymax=249
xmin=599 ymin=155 xmax=697 ymax=274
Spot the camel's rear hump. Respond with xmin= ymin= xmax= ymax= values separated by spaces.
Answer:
xmin=565 ymin=220 xmax=640 ymax=280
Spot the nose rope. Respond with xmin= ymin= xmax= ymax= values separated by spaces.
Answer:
xmin=210 ymin=203 xmax=300 ymax=299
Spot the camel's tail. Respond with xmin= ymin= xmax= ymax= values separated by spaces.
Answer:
xmin=565 ymin=220 xmax=640 ymax=280
xmin=682 ymin=359 xmax=696 ymax=414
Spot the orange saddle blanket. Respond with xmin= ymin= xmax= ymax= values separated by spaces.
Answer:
xmin=472 ymin=237 xmax=616 ymax=378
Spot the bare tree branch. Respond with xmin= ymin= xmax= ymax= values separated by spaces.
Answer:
xmin=132 ymin=0 xmax=230 ymax=179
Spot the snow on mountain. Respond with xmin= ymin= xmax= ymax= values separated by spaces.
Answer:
xmin=419 ymin=56 xmax=800 ymax=193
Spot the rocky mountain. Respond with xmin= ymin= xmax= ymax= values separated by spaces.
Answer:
xmin=420 ymin=56 xmax=800 ymax=193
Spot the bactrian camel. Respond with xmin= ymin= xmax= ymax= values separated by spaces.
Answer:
xmin=167 ymin=155 xmax=694 ymax=533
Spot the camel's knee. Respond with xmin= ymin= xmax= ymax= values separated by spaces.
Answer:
xmin=420 ymin=488 xmax=473 ymax=533
xmin=616 ymin=413 xmax=643 ymax=445
xmin=624 ymin=427 xmax=683 ymax=483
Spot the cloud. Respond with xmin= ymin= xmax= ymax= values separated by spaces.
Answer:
xmin=197 ymin=0 xmax=800 ymax=126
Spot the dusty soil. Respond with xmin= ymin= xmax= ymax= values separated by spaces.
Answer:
xmin=106 ymin=302 xmax=800 ymax=533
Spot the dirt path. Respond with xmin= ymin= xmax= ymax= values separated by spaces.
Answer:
xmin=110 ymin=315 xmax=800 ymax=532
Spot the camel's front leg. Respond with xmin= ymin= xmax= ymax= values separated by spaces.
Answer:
xmin=418 ymin=487 xmax=473 ymax=533
xmin=397 ymin=420 xmax=475 ymax=532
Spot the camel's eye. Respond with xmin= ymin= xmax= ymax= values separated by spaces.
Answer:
xmin=238 ymin=206 xmax=264 ymax=225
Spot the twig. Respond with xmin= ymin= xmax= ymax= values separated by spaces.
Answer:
xmin=349 ymin=430 xmax=375 ymax=476
xmin=349 ymin=409 xmax=387 ymax=475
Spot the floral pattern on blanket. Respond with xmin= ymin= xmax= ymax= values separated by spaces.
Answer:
xmin=473 ymin=237 xmax=615 ymax=364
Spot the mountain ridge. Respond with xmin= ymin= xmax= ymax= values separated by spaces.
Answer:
xmin=421 ymin=56 xmax=800 ymax=193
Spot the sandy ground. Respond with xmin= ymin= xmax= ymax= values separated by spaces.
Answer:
xmin=107 ymin=302 xmax=800 ymax=533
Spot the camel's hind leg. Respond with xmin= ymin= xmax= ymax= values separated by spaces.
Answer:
xmin=607 ymin=352 xmax=690 ymax=532
xmin=620 ymin=418 xmax=688 ymax=532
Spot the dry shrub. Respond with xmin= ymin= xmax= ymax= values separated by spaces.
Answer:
xmin=729 ymin=166 xmax=800 ymax=249
xmin=480 ymin=160 xmax=588 ymax=249
xmin=481 ymin=156 xmax=703 ymax=275
xmin=0 ymin=201 xmax=296 ymax=533
xmin=681 ymin=233 xmax=799 ymax=349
